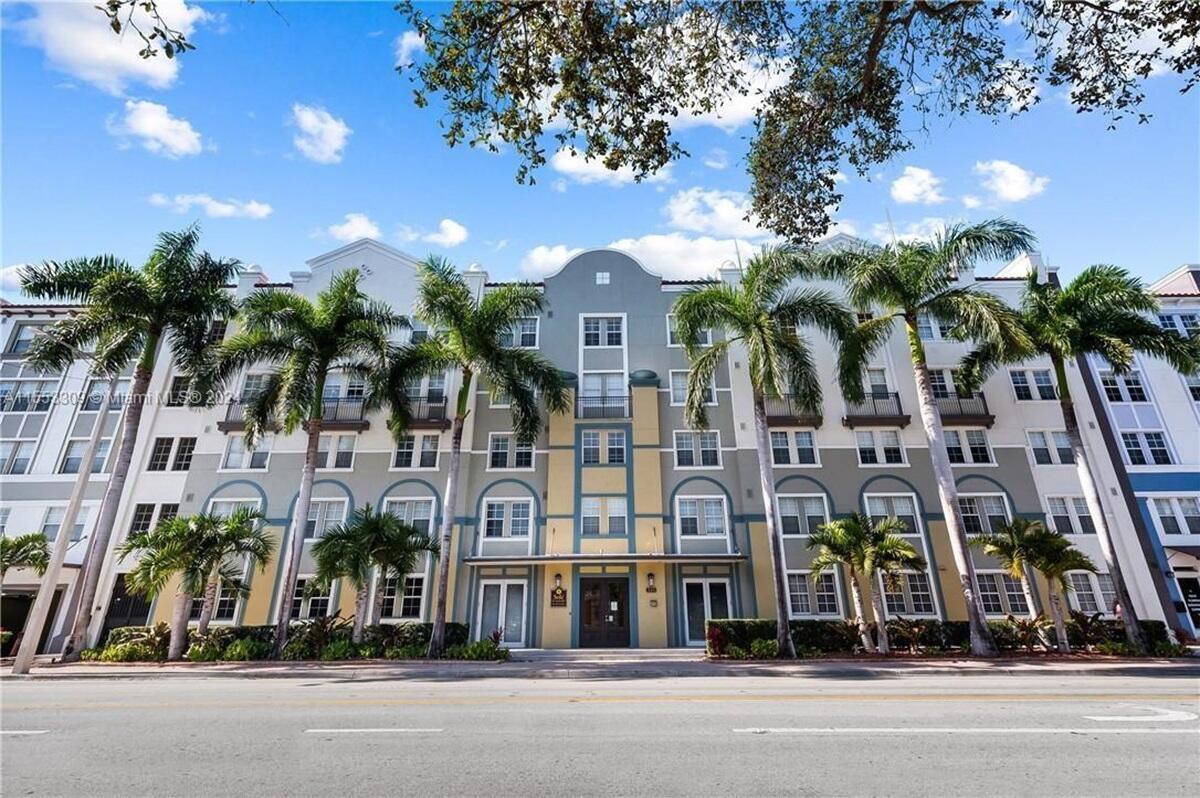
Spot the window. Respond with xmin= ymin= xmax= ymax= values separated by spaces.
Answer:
xmin=60 ymin=438 xmax=111 ymax=474
xmin=1028 ymin=431 xmax=1074 ymax=465
xmin=880 ymin=571 xmax=936 ymax=617
xmin=1120 ymin=431 xmax=1172 ymax=465
xmin=158 ymin=503 xmax=179 ymax=523
xmin=499 ymin=317 xmax=539 ymax=349
xmin=568 ymin=496 xmax=628 ymax=536
xmin=1010 ymin=369 xmax=1055 ymax=400
xmin=595 ymin=271 xmax=610 ymax=285
xmin=42 ymin=506 xmax=90 ymax=542
xmin=222 ymin=435 xmax=271 ymax=470
xmin=147 ymin=437 xmax=173 ymax=471
xmin=606 ymin=497 xmax=626 ymax=535
xmin=488 ymin=433 xmax=534 ymax=470
xmin=304 ymin=500 xmax=346 ymax=539
xmin=581 ymin=497 xmax=601 ymax=535
xmin=0 ymin=364 xmax=60 ymax=414
xmin=766 ymin=425 xmax=817 ymax=466
xmin=606 ymin=431 xmax=625 ymax=464
xmin=669 ymin=370 xmax=716 ymax=406
xmin=0 ymin=507 xmax=9 ymax=536
xmin=129 ymin=503 xmax=157 ymax=535
xmin=1099 ymin=370 xmax=1148 ymax=403
xmin=206 ymin=319 xmax=228 ymax=345
xmin=290 ymin=578 xmax=331 ymax=619
xmin=7 ymin=324 xmax=40 ymax=354
xmin=238 ymin=373 xmax=271 ymax=402
xmin=856 ymin=429 xmax=904 ymax=465
xmin=1153 ymin=497 xmax=1200 ymax=535
xmin=1186 ymin=374 xmax=1200 ymax=402
xmin=1158 ymin=312 xmax=1199 ymax=336
xmin=316 ymin=434 xmax=356 ymax=469
xmin=916 ymin=313 xmax=955 ymax=342
xmin=482 ymin=500 xmax=532 ymax=538
xmin=945 ymin=429 xmax=991 ymax=464
xmin=82 ymin=378 xmax=130 ymax=411
xmin=865 ymin=368 xmax=890 ymax=396
xmin=583 ymin=316 xmax=622 ymax=347
xmin=1067 ymin=572 xmax=1116 ymax=615
xmin=866 ymin=495 xmax=919 ymax=536
xmin=666 ymin=314 xmax=712 ymax=347
xmin=381 ymin=576 xmax=425 ymax=619
xmin=677 ymin=497 xmax=728 ymax=537
xmin=383 ymin=498 xmax=434 ymax=536
xmin=0 ymin=440 xmax=35 ymax=474
xmin=958 ymin=495 xmax=1008 ymax=535
xmin=1046 ymin=496 xmax=1095 ymax=535
xmin=582 ymin=431 xmax=601 ymax=465
xmin=777 ymin=495 xmax=827 ymax=535
xmin=165 ymin=376 xmax=191 ymax=407
xmin=408 ymin=321 xmax=428 ymax=344
xmin=787 ymin=572 xmax=840 ymax=617
xmin=172 ymin=438 xmax=196 ymax=471
xmin=674 ymin=430 xmax=721 ymax=468
xmin=929 ymin=368 xmax=958 ymax=398
xmin=975 ymin=572 xmax=1029 ymax=616
xmin=392 ymin=434 xmax=439 ymax=469
xmin=190 ymin=583 xmax=239 ymax=621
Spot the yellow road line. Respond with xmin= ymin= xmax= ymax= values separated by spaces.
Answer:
xmin=4 ymin=692 xmax=1198 ymax=712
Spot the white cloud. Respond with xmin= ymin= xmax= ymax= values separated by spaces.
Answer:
xmin=327 ymin=213 xmax=380 ymax=242
xmin=149 ymin=193 xmax=272 ymax=219
xmin=870 ymin=217 xmax=948 ymax=244
xmin=973 ymin=160 xmax=1049 ymax=202
xmin=107 ymin=100 xmax=204 ymax=158
xmin=831 ymin=171 xmax=849 ymax=185
xmin=398 ymin=219 xmax=470 ymax=248
xmin=703 ymin=148 xmax=729 ymax=170
xmin=604 ymin=233 xmax=756 ymax=280
xmin=520 ymin=245 xmax=585 ymax=277
xmin=394 ymin=31 xmax=424 ymax=67
xmin=890 ymin=166 xmax=947 ymax=205
xmin=291 ymin=104 xmax=351 ymax=164
xmin=1 ymin=264 xmax=30 ymax=298
xmin=961 ymin=195 xmax=982 ymax=209
xmin=664 ymin=188 xmax=769 ymax=239
xmin=672 ymin=60 xmax=788 ymax=132
xmin=550 ymin=149 xmax=672 ymax=187
xmin=16 ymin=0 xmax=212 ymax=95
xmin=551 ymin=178 xmax=568 ymax=193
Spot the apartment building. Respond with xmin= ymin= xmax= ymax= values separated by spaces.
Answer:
xmin=1 ymin=239 xmax=1195 ymax=651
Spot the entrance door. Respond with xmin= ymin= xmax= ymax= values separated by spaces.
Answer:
xmin=579 ymin=578 xmax=631 ymax=647
xmin=101 ymin=575 xmax=152 ymax=642
xmin=477 ymin=581 xmax=527 ymax=647
xmin=683 ymin=579 xmax=731 ymax=645
xmin=1178 ymin=577 xmax=1200 ymax=632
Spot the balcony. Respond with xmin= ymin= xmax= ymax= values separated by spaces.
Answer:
xmin=217 ymin=398 xmax=370 ymax=432
xmin=763 ymin=395 xmax=823 ymax=427
xmin=576 ymin=393 xmax=631 ymax=419
xmin=935 ymin=392 xmax=995 ymax=428
xmin=842 ymin=391 xmax=910 ymax=428
xmin=405 ymin=394 xmax=450 ymax=430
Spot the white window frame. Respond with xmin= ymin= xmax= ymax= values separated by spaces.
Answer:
xmin=672 ymin=429 xmax=722 ymax=469
xmin=1098 ymin=369 xmax=1149 ymax=403
xmin=595 ymin=271 xmax=610 ymax=285
xmin=1044 ymin=495 xmax=1095 ymax=536
xmin=775 ymin=493 xmax=830 ymax=536
xmin=681 ymin=577 xmax=732 ymax=646
xmin=674 ymin=495 xmax=731 ymax=547
xmin=0 ymin=439 xmax=37 ymax=475
xmin=304 ymin=497 xmax=348 ymax=540
xmin=1026 ymin=429 xmax=1075 ymax=466
xmin=1120 ymin=430 xmax=1173 ymax=466
xmin=770 ymin=429 xmax=820 ymax=468
xmin=855 ymin=428 xmax=907 ymax=467
xmin=1066 ymin=571 xmax=1116 ymax=617
xmin=785 ymin=570 xmax=843 ymax=619
xmin=974 ymin=570 xmax=1031 ymax=618
xmin=41 ymin=505 xmax=92 ymax=542
xmin=944 ymin=428 xmax=994 ymax=466
xmin=379 ymin=573 xmax=428 ymax=621
xmin=877 ymin=570 xmax=939 ymax=619
xmin=580 ymin=314 xmax=624 ymax=349
xmin=59 ymin=437 xmax=113 ymax=474
xmin=391 ymin=433 xmax=441 ymax=471
xmin=1009 ymin=368 xmax=1057 ymax=401
xmin=316 ymin=433 xmax=357 ymax=471
xmin=481 ymin=498 xmax=534 ymax=540
xmin=486 ymin=432 xmax=535 ymax=471
xmin=290 ymin=576 xmax=334 ymax=620
xmin=1151 ymin=496 xmax=1200 ymax=536
xmin=864 ymin=492 xmax=924 ymax=538
xmin=666 ymin=314 xmax=713 ymax=348
xmin=957 ymin=493 xmax=1011 ymax=537
xmin=220 ymin=434 xmax=272 ymax=471
xmin=474 ymin=579 xmax=528 ymax=647
xmin=668 ymin=370 xmax=717 ymax=407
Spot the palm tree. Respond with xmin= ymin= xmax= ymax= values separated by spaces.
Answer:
xmin=970 ymin=518 xmax=1055 ymax=623
xmin=959 ymin=265 xmax=1200 ymax=651
xmin=0 ymin=533 xmax=50 ymax=581
xmin=801 ymin=220 xmax=1037 ymax=656
xmin=673 ymin=245 xmax=864 ymax=658
xmin=118 ymin=514 xmax=222 ymax=660
xmin=383 ymin=257 xmax=570 ymax=657
xmin=807 ymin=513 xmax=926 ymax=654
xmin=190 ymin=508 xmax=273 ymax=637
xmin=311 ymin=506 xmax=439 ymax=644
xmin=204 ymin=268 xmax=405 ymax=657
xmin=20 ymin=226 xmax=239 ymax=659
xmin=1029 ymin=533 xmax=1099 ymax=653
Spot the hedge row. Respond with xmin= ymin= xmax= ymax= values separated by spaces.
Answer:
xmin=706 ymin=618 xmax=1170 ymax=655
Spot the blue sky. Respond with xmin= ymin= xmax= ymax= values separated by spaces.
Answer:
xmin=2 ymin=1 xmax=1198 ymax=294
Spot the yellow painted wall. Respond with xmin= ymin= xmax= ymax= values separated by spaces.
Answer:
xmin=634 ymin=517 xmax=667 ymax=557
xmin=546 ymin=449 xmax=575 ymax=516
xmin=581 ymin=467 xmax=625 ymax=494
xmin=337 ymin=580 xmax=358 ymax=618
xmin=746 ymin=521 xmax=776 ymax=620
xmin=631 ymin=387 xmax=659 ymax=446
xmin=549 ymin=390 xmax=577 ymax=447
xmin=580 ymin=537 xmax=627 ymax=555
xmin=636 ymin=562 xmax=668 ymax=646
xmin=545 ymin=518 xmax=573 ymax=556
xmin=241 ymin=529 xmax=283 ymax=625
xmin=925 ymin=521 xmax=968 ymax=620
xmin=541 ymin=565 xmax=572 ymax=649
xmin=149 ymin=573 xmax=184 ymax=625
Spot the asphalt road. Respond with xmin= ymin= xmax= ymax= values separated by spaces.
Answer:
xmin=2 ymin=672 xmax=1198 ymax=797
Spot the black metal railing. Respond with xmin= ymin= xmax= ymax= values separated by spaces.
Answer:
xmin=935 ymin=392 xmax=990 ymax=418
xmin=763 ymin=394 xmax=822 ymax=425
xmin=319 ymin=398 xmax=367 ymax=423
xmin=845 ymin=391 xmax=905 ymax=418
xmin=406 ymin=394 xmax=448 ymax=422
xmin=576 ymin=393 xmax=631 ymax=419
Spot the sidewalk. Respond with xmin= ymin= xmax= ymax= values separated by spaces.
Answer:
xmin=4 ymin=649 xmax=1198 ymax=681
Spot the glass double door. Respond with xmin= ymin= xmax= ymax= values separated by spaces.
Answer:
xmin=684 ymin=579 xmax=731 ymax=645
xmin=478 ymin=581 xmax=526 ymax=647
xmin=579 ymin=578 xmax=631 ymax=647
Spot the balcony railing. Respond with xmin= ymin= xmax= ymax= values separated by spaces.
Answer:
xmin=842 ymin=391 xmax=910 ymax=428
xmin=218 ymin=397 xmax=369 ymax=431
xmin=935 ymin=392 xmax=995 ymax=427
xmin=576 ymin=393 xmax=631 ymax=419
xmin=763 ymin=395 xmax=823 ymax=427
xmin=406 ymin=394 xmax=450 ymax=429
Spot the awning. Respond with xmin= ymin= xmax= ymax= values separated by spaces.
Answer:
xmin=464 ymin=553 xmax=746 ymax=567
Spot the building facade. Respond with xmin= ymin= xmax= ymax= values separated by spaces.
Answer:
xmin=2 ymin=239 xmax=1196 ymax=651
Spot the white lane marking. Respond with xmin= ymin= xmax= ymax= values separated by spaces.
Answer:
xmin=1084 ymin=706 xmax=1198 ymax=722
xmin=0 ymin=730 xmax=49 ymax=736
xmin=734 ymin=727 xmax=1200 ymax=735
xmin=304 ymin=728 xmax=443 ymax=734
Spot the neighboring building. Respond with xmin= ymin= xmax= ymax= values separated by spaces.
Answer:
xmin=1 ymin=240 xmax=1195 ymax=651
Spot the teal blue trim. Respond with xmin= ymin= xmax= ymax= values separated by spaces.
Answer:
xmin=954 ymin=473 xmax=1020 ymax=514
xmin=573 ymin=423 xmax=634 ymax=554
xmin=376 ymin=478 xmax=444 ymax=523
xmin=474 ymin=478 xmax=545 ymax=555
xmin=774 ymin=474 xmax=838 ymax=516
xmin=665 ymin=475 xmax=736 ymax=556
xmin=202 ymin=479 xmax=269 ymax=511
xmin=570 ymin=566 xmax=639 ymax=647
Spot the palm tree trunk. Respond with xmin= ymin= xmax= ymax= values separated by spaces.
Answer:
xmin=195 ymin=572 xmax=219 ymax=636
xmin=168 ymin=591 xmax=192 ymax=661
xmin=62 ymin=333 xmax=161 ymax=661
xmin=904 ymin=318 xmax=997 ymax=656
xmin=848 ymin=570 xmax=877 ymax=653
xmin=1018 ymin=572 xmax=1039 ymax=621
xmin=1053 ymin=356 xmax=1147 ymax=653
xmin=1048 ymin=586 xmax=1071 ymax=654
xmin=351 ymin=582 xmax=369 ymax=644
xmin=273 ymin=417 xmax=323 ymax=657
xmin=371 ymin=567 xmax=387 ymax=625
xmin=428 ymin=409 xmax=465 ymax=658
xmin=870 ymin=586 xmax=891 ymax=655
xmin=751 ymin=394 xmax=798 ymax=658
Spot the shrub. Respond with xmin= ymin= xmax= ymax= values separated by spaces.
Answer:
xmin=454 ymin=639 xmax=511 ymax=661
xmin=186 ymin=643 xmax=223 ymax=662
xmin=363 ymin=622 xmax=470 ymax=650
xmin=749 ymin=638 xmax=779 ymax=659
xmin=320 ymin=639 xmax=359 ymax=661
xmin=1006 ymin=615 xmax=1052 ymax=652
xmin=280 ymin=614 xmax=352 ymax=661
xmin=887 ymin=618 xmax=927 ymax=653
xmin=384 ymin=644 xmax=426 ymax=660
xmin=790 ymin=620 xmax=861 ymax=652
xmin=705 ymin=623 xmax=727 ymax=656
xmin=358 ymin=642 xmax=383 ymax=659
xmin=1152 ymin=641 xmax=1191 ymax=658
xmin=222 ymin=637 xmax=271 ymax=661
xmin=1096 ymin=640 xmax=1141 ymax=657
xmin=726 ymin=644 xmax=748 ymax=660
xmin=79 ymin=648 xmax=103 ymax=661
xmin=97 ymin=641 xmax=160 ymax=662
xmin=986 ymin=620 xmax=1019 ymax=651
xmin=104 ymin=623 xmax=171 ymax=660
